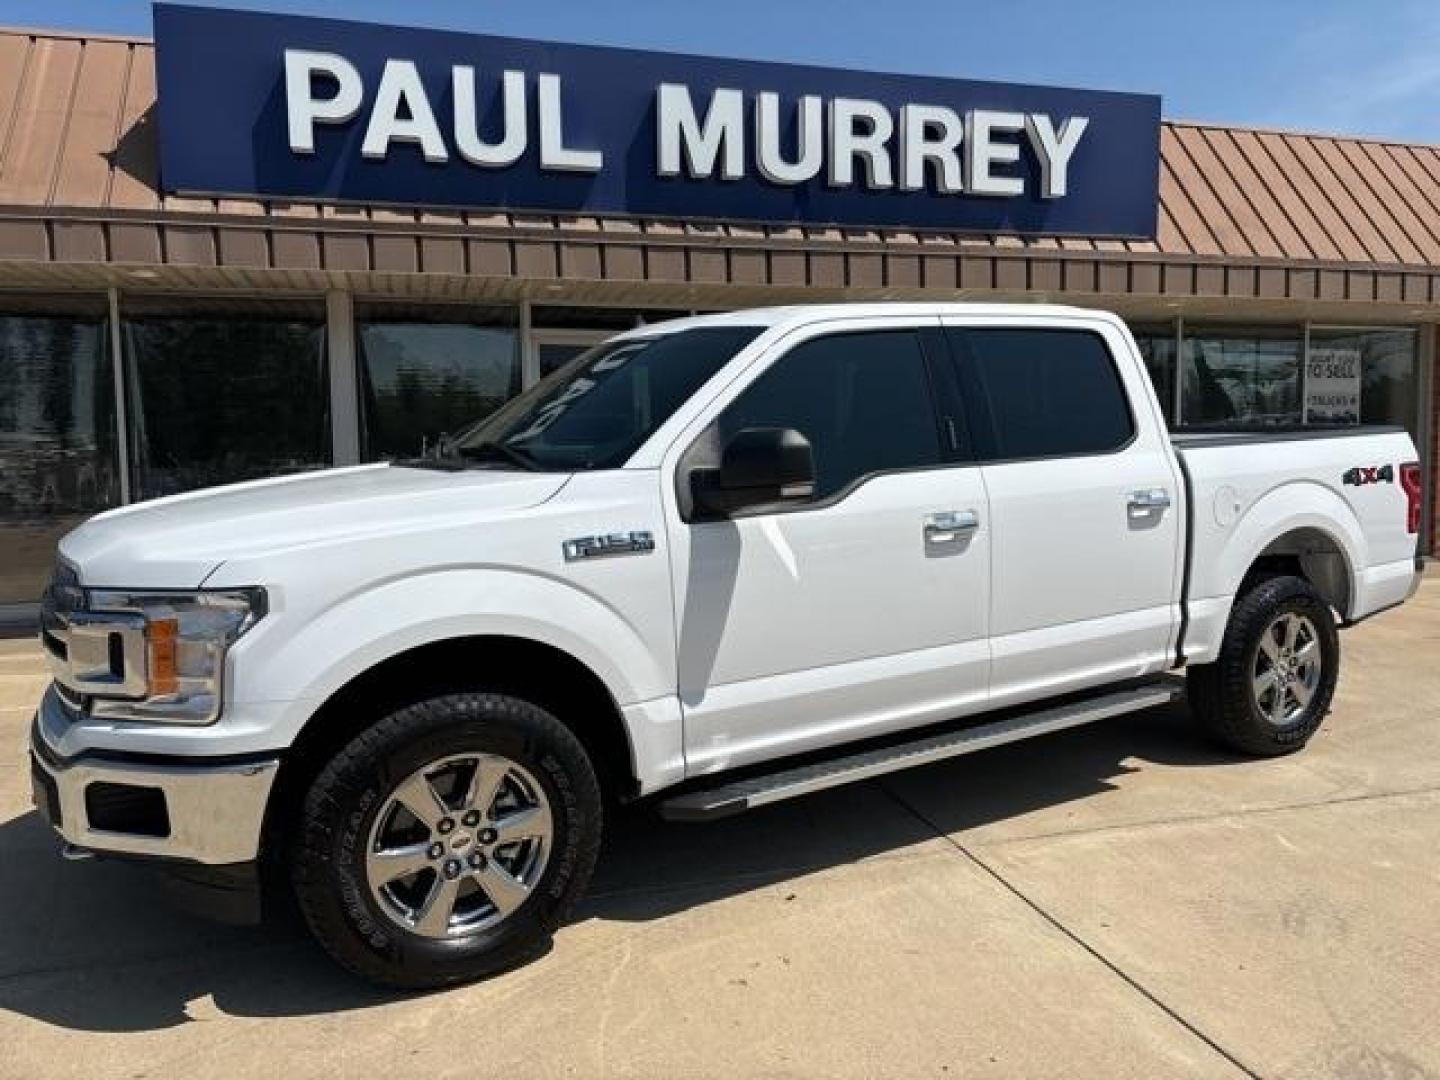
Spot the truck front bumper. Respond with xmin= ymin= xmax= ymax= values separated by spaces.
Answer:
xmin=29 ymin=685 xmax=280 ymax=866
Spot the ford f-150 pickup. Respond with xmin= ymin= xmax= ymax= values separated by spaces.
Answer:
xmin=30 ymin=304 xmax=1424 ymax=987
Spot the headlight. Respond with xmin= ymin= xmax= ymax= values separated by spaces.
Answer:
xmin=86 ymin=588 xmax=267 ymax=724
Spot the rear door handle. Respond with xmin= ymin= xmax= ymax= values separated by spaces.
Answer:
xmin=924 ymin=510 xmax=980 ymax=544
xmin=1128 ymin=488 xmax=1172 ymax=516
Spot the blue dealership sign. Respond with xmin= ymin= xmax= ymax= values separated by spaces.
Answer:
xmin=153 ymin=4 xmax=1160 ymax=237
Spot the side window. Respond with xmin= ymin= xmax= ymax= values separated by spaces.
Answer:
xmin=954 ymin=329 xmax=1135 ymax=460
xmin=714 ymin=330 xmax=943 ymax=501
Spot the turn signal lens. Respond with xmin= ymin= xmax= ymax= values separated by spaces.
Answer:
xmin=1399 ymin=461 xmax=1422 ymax=535
xmin=146 ymin=617 xmax=180 ymax=696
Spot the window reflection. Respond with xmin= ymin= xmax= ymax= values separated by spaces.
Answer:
xmin=358 ymin=305 xmax=519 ymax=460
xmin=1181 ymin=329 xmax=1302 ymax=427
xmin=0 ymin=299 xmax=117 ymax=604
xmin=123 ymin=298 xmax=329 ymax=500
xmin=1310 ymin=328 xmax=1418 ymax=440
xmin=1130 ymin=324 xmax=1177 ymax=424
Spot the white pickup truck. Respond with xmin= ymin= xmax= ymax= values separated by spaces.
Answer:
xmin=31 ymin=303 xmax=1423 ymax=987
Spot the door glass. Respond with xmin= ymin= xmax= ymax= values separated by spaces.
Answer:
xmin=0 ymin=297 xmax=117 ymax=603
xmin=711 ymin=330 xmax=942 ymax=500
xmin=952 ymin=329 xmax=1134 ymax=460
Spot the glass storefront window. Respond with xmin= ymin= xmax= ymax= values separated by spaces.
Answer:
xmin=1129 ymin=323 xmax=1177 ymax=423
xmin=122 ymin=297 xmax=330 ymax=500
xmin=1307 ymin=328 xmax=1419 ymax=439
xmin=0 ymin=295 xmax=117 ymax=605
xmin=1181 ymin=327 xmax=1303 ymax=428
xmin=358 ymin=304 xmax=519 ymax=460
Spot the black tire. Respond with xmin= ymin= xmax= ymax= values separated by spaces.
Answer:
xmin=291 ymin=693 xmax=602 ymax=989
xmin=1188 ymin=574 xmax=1339 ymax=756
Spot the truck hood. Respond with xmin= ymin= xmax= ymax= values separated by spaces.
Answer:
xmin=60 ymin=463 xmax=571 ymax=589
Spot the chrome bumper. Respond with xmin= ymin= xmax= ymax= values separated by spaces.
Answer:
xmin=30 ymin=686 xmax=279 ymax=865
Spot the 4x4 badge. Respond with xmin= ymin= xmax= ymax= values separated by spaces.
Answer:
xmin=1342 ymin=465 xmax=1394 ymax=486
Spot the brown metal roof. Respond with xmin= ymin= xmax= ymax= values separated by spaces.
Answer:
xmin=0 ymin=26 xmax=1438 ymax=309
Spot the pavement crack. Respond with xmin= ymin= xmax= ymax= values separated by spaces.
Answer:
xmin=977 ymin=782 xmax=1440 ymax=849
xmin=879 ymin=780 xmax=1265 ymax=1080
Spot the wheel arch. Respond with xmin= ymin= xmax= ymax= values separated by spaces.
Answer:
xmin=1214 ymin=481 xmax=1366 ymax=620
xmin=261 ymin=632 xmax=647 ymax=883
xmin=1183 ymin=482 xmax=1365 ymax=665
xmin=289 ymin=633 xmax=638 ymax=796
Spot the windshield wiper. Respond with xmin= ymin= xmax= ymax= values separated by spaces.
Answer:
xmin=455 ymin=440 xmax=540 ymax=471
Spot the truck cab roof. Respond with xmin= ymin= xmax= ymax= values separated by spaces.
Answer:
xmin=614 ymin=302 xmax=1119 ymax=340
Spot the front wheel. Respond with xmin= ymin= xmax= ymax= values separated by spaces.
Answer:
xmin=291 ymin=693 xmax=602 ymax=989
xmin=1188 ymin=574 xmax=1340 ymax=756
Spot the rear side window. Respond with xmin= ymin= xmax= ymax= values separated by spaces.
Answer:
xmin=951 ymin=328 xmax=1134 ymax=460
xmin=713 ymin=330 xmax=943 ymax=500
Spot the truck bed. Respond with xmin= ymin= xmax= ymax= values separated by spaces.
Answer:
xmin=1170 ymin=424 xmax=1420 ymax=664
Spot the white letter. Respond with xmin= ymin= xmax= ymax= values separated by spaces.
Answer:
xmin=454 ymin=68 xmax=527 ymax=168
xmin=827 ymin=98 xmax=894 ymax=189
xmin=899 ymin=104 xmax=963 ymax=193
xmin=755 ymin=92 xmax=822 ymax=185
xmin=656 ymin=84 xmax=744 ymax=179
xmin=1025 ymin=114 xmax=1089 ymax=198
xmin=964 ymin=109 xmax=1024 ymax=196
xmin=361 ymin=59 xmax=447 ymax=162
xmin=285 ymin=49 xmax=363 ymax=154
xmin=539 ymin=73 xmax=603 ymax=172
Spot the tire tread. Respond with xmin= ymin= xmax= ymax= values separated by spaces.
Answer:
xmin=291 ymin=693 xmax=602 ymax=989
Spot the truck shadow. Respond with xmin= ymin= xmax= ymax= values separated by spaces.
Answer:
xmin=0 ymin=702 xmax=1239 ymax=1033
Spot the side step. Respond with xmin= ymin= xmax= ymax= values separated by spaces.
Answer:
xmin=660 ymin=676 xmax=1185 ymax=822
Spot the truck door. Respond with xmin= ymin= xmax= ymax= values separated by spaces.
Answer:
xmin=663 ymin=320 xmax=992 ymax=775
xmin=940 ymin=319 xmax=1183 ymax=707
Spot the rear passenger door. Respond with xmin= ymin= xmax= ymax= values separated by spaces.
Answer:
xmin=941 ymin=319 xmax=1183 ymax=707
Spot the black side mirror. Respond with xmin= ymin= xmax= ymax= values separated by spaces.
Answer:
xmin=691 ymin=427 xmax=816 ymax=518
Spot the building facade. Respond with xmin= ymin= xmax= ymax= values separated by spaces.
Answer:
xmin=1 ymin=15 xmax=1437 ymax=617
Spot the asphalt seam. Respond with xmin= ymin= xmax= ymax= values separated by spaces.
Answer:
xmin=879 ymin=780 xmax=1264 ymax=1080
xmin=972 ymin=781 xmax=1440 ymax=849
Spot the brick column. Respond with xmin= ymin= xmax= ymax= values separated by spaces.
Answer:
xmin=1431 ymin=326 xmax=1439 ymax=556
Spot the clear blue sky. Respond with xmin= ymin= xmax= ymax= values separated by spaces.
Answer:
xmin=6 ymin=0 xmax=1438 ymax=142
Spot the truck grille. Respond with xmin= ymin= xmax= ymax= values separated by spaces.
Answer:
xmin=38 ymin=560 xmax=149 ymax=703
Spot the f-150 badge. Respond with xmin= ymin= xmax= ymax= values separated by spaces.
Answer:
xmin=563 ymin=532 xmax=656 ymax=561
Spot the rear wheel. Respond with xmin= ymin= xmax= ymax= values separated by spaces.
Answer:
xmin=291 ymin=693 xmax=602 ymax=989
xmin=1188 ymin=574 xmax=1339 ymax=756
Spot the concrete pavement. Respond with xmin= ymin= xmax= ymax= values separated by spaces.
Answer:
xmin=0 ymin=579 xmax=1436 ymax=1079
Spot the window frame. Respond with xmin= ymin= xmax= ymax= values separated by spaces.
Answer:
xmin=941 ymin=325 xmax=1139 ymax=465
xmin=674 ymin=323 xmax=969 ymax=522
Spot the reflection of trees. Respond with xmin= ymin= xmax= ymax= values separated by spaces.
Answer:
xmin=1190 ymin=353 xmax=1237 ymax=422
xmin=127 ymin=318 xmax=328 ymax=498
xmin=1186 ymin=341 xmax=1300 ymax=426
xmin=0 ymin=315 xmax=117 ymax=520
xmin=362 ymin=324 xmax=518 ymax=459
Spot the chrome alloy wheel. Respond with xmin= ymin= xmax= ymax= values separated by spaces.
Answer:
xmin=365 ymin=753 xmax=554 ymax=939
xmin=1252 ymin=612 xmax=1322 ymax=726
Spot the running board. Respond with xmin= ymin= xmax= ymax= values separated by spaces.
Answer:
xmin=659 ymin=677 xmax=1185 ymax=822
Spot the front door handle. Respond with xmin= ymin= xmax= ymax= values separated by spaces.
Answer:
xmin=1128 ymin=488 xmax=1172 ymax=516
xmin=924 ymin=509 xmax=980 ymax=544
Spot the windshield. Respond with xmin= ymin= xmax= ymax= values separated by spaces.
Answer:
xmin=448 ymin=326 xmax=764 ymax=471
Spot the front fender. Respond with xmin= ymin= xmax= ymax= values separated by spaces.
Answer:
xmin=227 ymin=567 xmax=670 ymax=740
